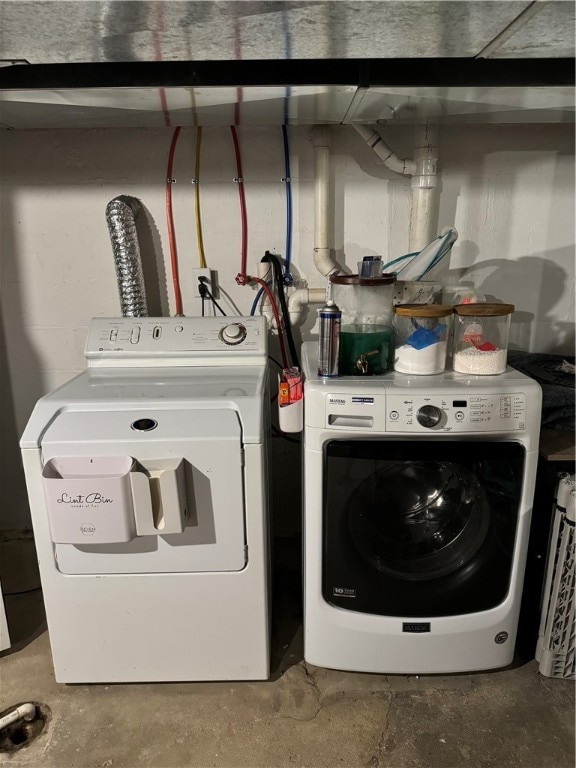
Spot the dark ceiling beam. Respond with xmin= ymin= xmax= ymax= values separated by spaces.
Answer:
xmin=1 ymin=58 xmax=574 ymax=90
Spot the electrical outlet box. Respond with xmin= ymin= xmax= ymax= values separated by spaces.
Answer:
xmin=189 ymin=268 xmax=219 ymax=316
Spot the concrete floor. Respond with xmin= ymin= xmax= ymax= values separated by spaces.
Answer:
xmin=1 ymin=535 xmax=574 ymax=768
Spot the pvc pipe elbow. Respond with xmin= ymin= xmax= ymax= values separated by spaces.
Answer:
xmin=288 ymin=288 xmax=327 ymax=325
xmin=288 ymin=288 xmax=326 ymax=313
xmin=0 ymin=703 xmax=36 ymax=731
xmin=313 ymin=248 xmax=339 ymax=278
xmin=353 ymin=124 xmax=416 ymax=176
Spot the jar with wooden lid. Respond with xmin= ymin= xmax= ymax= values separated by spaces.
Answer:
xmin=393 ymin=304 xmax=453 ymax=375
xmin=330 ymin=273 xmax=397 ymax=376
xmin=453 ymin=303 xmax=514 ymax=375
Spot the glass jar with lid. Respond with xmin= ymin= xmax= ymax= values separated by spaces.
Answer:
xmin=330 ymin=273 xmax=397 ymax=376
xmin=393 ymin=304 xmax=453 ymax=375
xmin=452 ymin=303 xmax=514 ymax=375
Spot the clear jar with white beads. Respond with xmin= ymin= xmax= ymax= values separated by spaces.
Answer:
xmin=452 ymin=303 xmax=514 ymax=375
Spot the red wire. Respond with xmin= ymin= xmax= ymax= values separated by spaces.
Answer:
xmin=165 ymin=126 xmax=183 ymax=316
xmin=248 ymin=277 xmax=289 ymax=369
xmin=229 ymin=126 xmax=288 ymax=367
xmin=230 ymin=126 xmax=248 ymax=279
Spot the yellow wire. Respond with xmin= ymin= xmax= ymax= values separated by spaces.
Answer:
xmin=194 ymin=127 xmax=207 ymax=268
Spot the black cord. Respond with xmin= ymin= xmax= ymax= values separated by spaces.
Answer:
xmin=271 ymin=424 xmax=301 ymax=444
xmin=268 ymin=355 xmax=284 ymax=370
xmin=261 ymin=251 xmax=300 ymax=370
xmin=198 ymin=278 xmax=226 ymax=316
xmin=3 ymin=586 xmax=42 ymax=597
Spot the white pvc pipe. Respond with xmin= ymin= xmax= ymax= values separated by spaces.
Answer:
xmin=353 ymin=124 xmax=417 ymax=176
xmin=0 ymin=703 xmax=36 ymax=731
xmin=353 ymin=123 xmax=439 ymax=253
xmin=409 ymin=125 xmax=439 ymax=252
xmin=256 ymin=261 xmax=274 ymax=329
xmin=286 ymin=127 xmax=338 ymax=334
xmin=310 ymin=127 xmax=339 ymax=277
xmin=410 ymin=185 xmax=436 ymax=253
xmin=288 ymin=288 xmax=326 ymax=325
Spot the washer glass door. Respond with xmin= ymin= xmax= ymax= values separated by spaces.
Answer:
xmin=323 ymin=440 xmax=525 ymax=617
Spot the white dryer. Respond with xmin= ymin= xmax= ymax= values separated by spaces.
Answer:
xmin=20 ymin=316 xmax=270 ymax=683
xmin=302 ymin=341 xmax=542 ymax=674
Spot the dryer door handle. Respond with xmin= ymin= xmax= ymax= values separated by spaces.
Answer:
xmin=129 ymin=465 xmax=188 ymax=537
xmin=129 ymin=471 xmax=157 ymax=537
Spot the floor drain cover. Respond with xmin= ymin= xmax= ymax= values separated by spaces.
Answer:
xmin=0 ymin=702 xmax=51 ymax=753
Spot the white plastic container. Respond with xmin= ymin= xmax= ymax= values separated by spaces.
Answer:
xmin=42 ymin=456 xmax=136 ymax=544
xmin=393 ymin=304 xmax=453 ymax=375
xmin=453 ymin=303 xmax=514 ymax=375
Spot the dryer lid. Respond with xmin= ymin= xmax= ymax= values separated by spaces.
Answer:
xmin=40 ymin=408 xmax=242 ymax=447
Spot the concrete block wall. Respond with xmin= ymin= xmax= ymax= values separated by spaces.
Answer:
xmin=0 ymin=123 xmax=574 ymax=528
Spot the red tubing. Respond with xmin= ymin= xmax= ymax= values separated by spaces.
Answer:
xmin=229 ymin=126 xmax=288 ymax=367
xmin=249 ymin=277 xmax=289 ymax=369
xmin=165 ymin=126 xmax=183 ymax=316
xmin=230 ymin=126 xmax=248 ymax=281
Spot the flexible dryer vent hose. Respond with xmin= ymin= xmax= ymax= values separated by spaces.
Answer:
xmin=105 ymin=196 xmax=148 ymax=317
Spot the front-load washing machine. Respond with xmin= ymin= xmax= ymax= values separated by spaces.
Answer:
xmin=20 ymin=316 xmax=270 ymax=683
xmin=302 ymin=341 xmax=542 ymax=674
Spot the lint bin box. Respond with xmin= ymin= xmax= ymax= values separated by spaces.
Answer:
xmin=42 ymin=456 xmax=136 ymax=544
xmin=393 ymin=304 xmax=453 ymax=375
xmin=452 ymin=303 xmax=514 ymax=375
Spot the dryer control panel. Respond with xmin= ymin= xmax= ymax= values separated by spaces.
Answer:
xmin=85 ymin=316 xmax=267 ymax=366
xmin=385 ymin=392 xmax=527 ymax=432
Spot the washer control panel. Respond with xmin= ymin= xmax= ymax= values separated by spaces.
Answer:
xmin=386 ymin=393 xmax=527 ymax=432
xmin=85 ymin=316 xmax=266 ymax=364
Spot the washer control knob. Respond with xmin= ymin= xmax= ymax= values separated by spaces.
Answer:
xmin=417 ymin=404 xmax=443 ymax=428
xmin=220 ymin=323 xmax=247 ymax=345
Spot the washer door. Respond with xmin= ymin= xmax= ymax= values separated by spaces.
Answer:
xmin=348 ymin=461 xmax=490 ymax=581
xmin=323 ymin=440 xmax=525 ymax=618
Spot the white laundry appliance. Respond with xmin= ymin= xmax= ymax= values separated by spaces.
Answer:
xmin=302 ymin=341 xmax=542 ymax=674
xmin=20 ymin=316 xmax=270 ymax=683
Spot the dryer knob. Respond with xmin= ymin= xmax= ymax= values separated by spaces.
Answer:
xmin=220 ymin=323 xmax=247 ymax=345
xmin=416 ymin=404 xmax=442 ymax=428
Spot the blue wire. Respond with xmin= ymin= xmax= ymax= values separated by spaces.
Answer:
xmin=250 ymin=286 xmax=265 ymax=316
xmin=281 ymin=124 xmax=293 ymax=285
xmin=281 ymin=6 xmax=293 ymax=286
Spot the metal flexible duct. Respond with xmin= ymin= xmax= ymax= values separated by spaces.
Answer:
xmin=105 ymin=195 xmax=148 ymax=317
